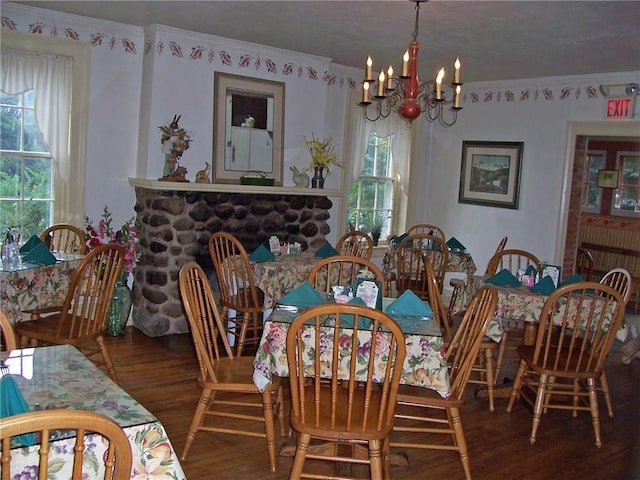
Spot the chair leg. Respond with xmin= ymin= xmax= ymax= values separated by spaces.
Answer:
xmin=289 ymin=432 xmax=311 ymax=479
xmin=275 ymin=385 xmax=287 ymax=437
xmin=587 ymin=378 xmax=603 ymax=448
xmin=236 ymin=312 xmax=250 ymax=356
xmin=483 ymin=347 xmax=495 ymax=412
xmin=599 ymin=368 xmax=614 ymax=418
xmin=449 ymin=407 xmax=472 ymax=480
xmin=369 ymin=439 xmax=384 ymax=480
xmin=96 ymin=336 xmax=119 ymax=384
xmin=261 ymin=390 xmax=278 ymax=473
xmin=506 ymin=360 xmax=527 ymax=412
xmin=181 ymin=389 xmax=212 ymax=461
xmin=530 ymin=373 xmax=549 ymax=445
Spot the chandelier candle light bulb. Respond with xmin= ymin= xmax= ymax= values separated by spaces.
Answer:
xmin=402 ymin=51 xmax=409 ymax=77
xmin=435 ymin=67 xmax=445 ymax=100
xmin=454 ymin=57 xmax=461 ymax=83
xmin=363 ymin=81 xmax=370 ymax=103
xmin=366 ymin=56 xmax=373 ymax=80
xmin=387 ymin=66 xmax=394 ymax=90
xmin=377 ymin=71 xmax=385 ymax=96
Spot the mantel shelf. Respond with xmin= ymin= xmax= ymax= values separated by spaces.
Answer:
xmin=128 ymin=178 xmax=342 ymax=197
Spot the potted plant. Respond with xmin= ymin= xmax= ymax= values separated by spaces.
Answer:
xmin=303 ymin=134 xmax=342 ymax=188
xmin=363 ymin=211 xmax=388 ymax=246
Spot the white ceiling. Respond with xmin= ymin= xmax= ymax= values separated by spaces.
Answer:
xmin=9 ymin=1 xmax=640 ymax=83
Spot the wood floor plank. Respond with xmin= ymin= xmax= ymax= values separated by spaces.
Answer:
xmin=103 ymin=327 xmax=640 ymax=480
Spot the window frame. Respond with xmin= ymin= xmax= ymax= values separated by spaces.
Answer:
xmin=347 ymin=131 xmax=397 ymax=240
xmin=610 ymin=150 xmax=640 ymax=218
xmin=581 ymin=149 xmax=606 ymax=214
xmin=1 ymin=30 xmax=90 ymax=227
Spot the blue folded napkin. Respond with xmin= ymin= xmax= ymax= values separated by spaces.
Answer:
xmin=485 ymin=269 xmax=521 ymax=287
xmin=340 ymin=297 xmax=372 ymax=329
xmin=391 ymin=233 xmax=409 ymax=246
xmin=0 ymin=376 xmax=35 ymax=446
xmin=385 ymin=290 xmax=433 ymax=317
xmin=19 ymin=234 xmax=41 ymax=254
xmin=22 ymin=239 xmax=57 ymax=265
xmin=278 ymin=281 xmax=327 ymax=308
xmin=531 ymin=275 xmax=557 ymax=295
xmin=446 ymin=237 xmax=466 ymax=252
xmin=314 ymin=242 xmax=339 ymax=258
xmin=249 ymin=244 xmax=275 ymax=262
xmin=525 ymin=265 xmax=538 ymax=276
xmin=559 ymin=273 xmax=584 ymax=287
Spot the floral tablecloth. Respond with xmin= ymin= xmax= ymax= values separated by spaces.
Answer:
xmin=0 ymin=253 xmax=83 ymax=324
xmin=454 ymin=275 xmax=618 ymax=342
xmin=248 ymin=255 xmax=321 ymax=308
xmin=253 ymin=308 xmax=450 ymax=398
xmin=2 ymin=345 xmax=186 ymax=479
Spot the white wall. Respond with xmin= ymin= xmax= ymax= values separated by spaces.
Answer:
xmin=417 ymin=72 xmax=640 ymax=273
xmin=3 ymin=3 xmax=638 ymax=258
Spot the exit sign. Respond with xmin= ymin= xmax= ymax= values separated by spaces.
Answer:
xmin=604 ymin=97 xmax=635 ymax=119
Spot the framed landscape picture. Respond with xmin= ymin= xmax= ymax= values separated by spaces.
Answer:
xmin=459 ymin=140 xmax=524 ymax=209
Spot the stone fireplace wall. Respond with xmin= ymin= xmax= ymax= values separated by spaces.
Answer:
xmin=132 ymin=186 xmax=333 ymax=336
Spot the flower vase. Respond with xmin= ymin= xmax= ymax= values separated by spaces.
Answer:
xmin=311 ymin=166 xmax=325 ymax=189
xmin=106 ymin=273 xmax=132 ymax=337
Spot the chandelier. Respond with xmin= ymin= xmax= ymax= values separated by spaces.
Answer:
xmin=359 ymin=0 xmax=462 ymax=127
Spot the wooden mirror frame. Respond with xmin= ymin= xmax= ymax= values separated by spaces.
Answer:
xmin=213 ymin=73 xmax=285 ymax=185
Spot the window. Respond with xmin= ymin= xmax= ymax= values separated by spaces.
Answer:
xmin=343 ymin=89 xmax=412 ymax=244
xmin=612 ymin=151 xmax=640 ymax=217
xmin=582 ymin=150 xmax=605 ymax=213
xmin=1 ymin=90 xmax=54 ymax=238
xmin=347 ymin=131 xmax=395 ymax=239
xmin=1 ymin=31 xmax=90 ymax=234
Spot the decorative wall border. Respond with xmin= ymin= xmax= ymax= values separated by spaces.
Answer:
xmin=0 ymin=12 xmax=616 ymax=103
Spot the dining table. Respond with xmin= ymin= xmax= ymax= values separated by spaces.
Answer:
xmin=0 ymin=252 xmax=84 ymax=324
xmin=253 ymin=299 xmax=450 ymax=397
xmin=1 ymin=344 xmax=186 ymax=479
xmin=252 ymin=298 xmax=450 ymax=466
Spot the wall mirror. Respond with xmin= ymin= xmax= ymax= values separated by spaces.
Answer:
xmin=213 ymin=73 xmax=285 ymax=184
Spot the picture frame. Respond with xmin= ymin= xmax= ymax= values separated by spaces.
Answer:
xmin=213 ymin=73 xmax=285 ymax=185
xmin=458 ymin=140 xmax=524 ymax=209
xmin=596 ymin=169 xmax=619 ymax=188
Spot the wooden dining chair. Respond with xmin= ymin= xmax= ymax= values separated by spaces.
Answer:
xmin=595 ymin=267 xmax=632 ymax=417
xmin=1 ymin=310 xmax=17 ymax=353
xmin=286 ymin=303 xmax=406 ymax=480
xmin=389 ymin=285 xmax=498 ymax=480
xmin=178 ymin=262 xmax=285 ymax=472
xmin=40 ymin=223 xmax=87 ymax=255
xmin=336 ymin=230 xmax=374 ymax=259
xmin=208 ymin=232 xmax=265 ymax=356
xmin=506 ymin=282 xmax=625 ymax=447
xmin=307 ymin=254 xmax=388 ymax=296
xmin=15 ymin=243 xmax=124 ymax=383
xmin=0 ymin=409 xmax=133 ymax=480
xmin=485 ymin=247 xmax=541 ymax=383
xmin=576 ymin=246 xmax=595 ymax=281
xmin=406 ymin=223 xmax=445 ymax=240
xmin=448 ymin=235 xmax=507 ymax=315
xmin=396 ymin=234 xmax=448 ymax=300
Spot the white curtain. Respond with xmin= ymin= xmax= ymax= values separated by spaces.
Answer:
xmin=345 ymin=88 xmax=412 ymax=233
xmin=1 ymin=49 xmax=73 ymax=223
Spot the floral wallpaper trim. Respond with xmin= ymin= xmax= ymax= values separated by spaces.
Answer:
xmin=1 ymin=15 xmax=608 ymax=100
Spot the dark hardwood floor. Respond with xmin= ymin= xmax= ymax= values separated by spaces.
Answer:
xmin=103 ymin=326 xmax=640 ymax=480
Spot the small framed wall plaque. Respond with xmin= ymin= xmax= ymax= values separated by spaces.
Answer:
xmin=596 ymin=169 xmax=619 ymax=188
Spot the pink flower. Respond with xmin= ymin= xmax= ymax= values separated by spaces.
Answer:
xmin=85 ymin=206 xmax=139 ymax=275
